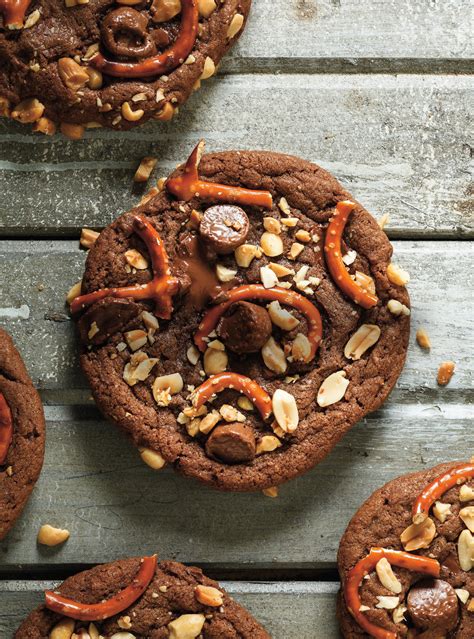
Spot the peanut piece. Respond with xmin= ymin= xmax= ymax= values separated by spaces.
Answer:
xmin=139 ymin=447 xmax=166 ymax=470
xmin=267 ymin=300 xmax=299 ymax=331
xmin=400 ymin=517 xmax=436 ymax=551
xmin=168 ymin=614 xmax=206 ymax=639
xmin=200 ymin=56 xmax=215 ymax=80
xmin=198 ymin=0 xmax=216 ymax=18
xmin=344 ymin=324 xmax=381 ymax=360
xmin=387 ymin=299 xmax=411 ymax=317
xmin=122 ymin=101 xmax=144 ymax=121
xmin=58 ymin=58 xmax=89 ymax=92
xmin=49 ymin=618 xmax=75 ymax=639
xmin=204 ymin=347 xmax=228 ymax=375
xmin=194 ymin=585 xmax=223 ymax=607
xmin=263 ymin=217 xmax=281 ymax=234
xmin=80 ymin=228 xmax=99 ymax=249
xmin=387 ymin=263 xmax=410 ymax=286
xmin=262 ymin=486 xmax=278 ymax=498
xmin=134 ymin=156 xmax=157 ymax=183
xmin=260 ymin=265 xmax=278 ymax=289
xmin=262 ymin=337 xmax=287 ymax=374
xmin=432 ymin=501 xmax=451 ymax=523
xmin=291 ymin=333 xmax=311 ymax=362
xmin=317 ymin=370 xmax=349 ymax=408
xmin=459 ymin=506 xmax=474 ymax=533
xmin=227 ymin=13 xmax=244 ymax=39
xmin=199 ymin=410 xmax=220 ymax=434
xmin=260 ymin=232 xmax=284 ymax=257
xmin=38 ymin=524 xmax=70 ymax=546
xmin=32 ymin=117 xmax=56 ymax=136
xmin=458 ymin=529 xmax=474 ymax=571
xmin=125 ymin=248 xmax=148 ymax=270
xmin=256 ymin=435 xmax=281 ymax=455
xmin=460 ymin=484 xmax=474 ymax=502
xmin=376 ymin=558 xmax=402 ymax=594
xmin=125 ymin=329 xmax=147 ymax=351
xmin=152 ymin=0 xmax=181 ymax=22
xmin=272 ymin=389 xmax=299 ymax=433
xmin=153 ymin=373 xmax=184 ymax=396
xmin=11 ymin=98 xmax=45 ymax=123
xmin=234 ymin=244 xmax=259 ymax=268
xmin=66 ymin=281 xmax=82 ymax=304
xmin=216 ymin=263 xmax=237 ymax=282
xmin=416 ymin=327 xmax=431 ymax=350
xmin=60 ymin=123 xmax=85 ymax=140
xmin=86 ymin=67 xmax=103 ymax=89
xmin=437 ymin=361 xmax=455 ymax=386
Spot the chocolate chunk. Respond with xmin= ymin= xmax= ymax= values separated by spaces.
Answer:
xmin=206 ymin=423 xmax=256 ymax=464
xmin=78 ymin=298 xmax=142 ymax=345
xmin=217 ymin=301 xmax=272 ymax=354
xmin=101 ymin=8 xmax=157 ymax=60
xmin=407 ymin=579 xmax=459 ymax=631
xmin=199 ymin=205 xmax=249 ymax=254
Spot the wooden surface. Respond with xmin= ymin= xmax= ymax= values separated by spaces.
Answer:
xmin=0 ymin=1 xmax=473 ymax=637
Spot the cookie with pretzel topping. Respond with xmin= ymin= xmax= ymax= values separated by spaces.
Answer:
xmin=0 ymin=327 xmax=45 ymax=539
xmin=0 ymin=0 xmax=251 ymax=136
xmin=337 ymin=461 xmax=474 ymax=639
xmin=15 ymin=554 xmax=270 ymax=638
xmin=71 ymin=142 xmax=410 ymax=491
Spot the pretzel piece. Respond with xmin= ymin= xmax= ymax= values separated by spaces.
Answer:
xmin=324 ymin=200 xmax=378 ymax=309
xmin=166 ymin=141 xmax=273 ymax=208
xmin=192 ymin=372 xmax=272 ymax=420
xmin=45 ymin=555 xmax=157 ymax=620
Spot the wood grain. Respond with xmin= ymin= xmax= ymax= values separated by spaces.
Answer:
xmin=1 ymin=580 xmax=338 ymax=638
xmin=0 ymin=75 xmax=472 ymax=237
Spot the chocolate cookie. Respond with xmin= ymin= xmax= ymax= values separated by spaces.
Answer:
xmin=0 ymin=0 xmax=251 ymax=136
xmin=71 ymin=142 xmax=410 ymax=491
xmin=15 ymin=555 xmax=270 ymax=638
xmin=337 ymin=461 xmax=474 ymax=638
xmin=0 ymin=327 xmax=45 ymax=539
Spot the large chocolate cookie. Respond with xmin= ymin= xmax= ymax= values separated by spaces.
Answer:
xmin=0 ymin=327 xmax=45 ymax=539
xmin=71 ymin=143 xmax=410 ymax=491
xmin=337 ymin=461 xmax=474 ymax=638
xmin=0 ymin=0 xmax=250 ymax=136
xmin=15 ymin=555 xmax=270 ymax=638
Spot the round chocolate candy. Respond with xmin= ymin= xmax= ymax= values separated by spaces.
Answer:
xmin=78 ymin=298 xmax=142 ymax=346
xmin=217 ymin=301 xmax=272 ymax=354
xmin=101 ymin=8 xmax=157 ymax=60
xmin=199 ymin=205 xmax=249 ymax=255
xmin=205 ymin=423 xmax=256 ymax=464
xmin=407 ymin=578 xmax=459 ymax=632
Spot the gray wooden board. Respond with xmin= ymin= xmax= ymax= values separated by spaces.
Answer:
xmin=0 ymin=401 xmax=470 ymax=569
xmin=0 ymin=240 xmax=472 ymax=394
xmin=1 ymin=581 xmax=339 ymax=638
xmin=227 ymin=0 xmax=474 ymax=67
xmin=0 ymin=75 xmax=473 ymax=238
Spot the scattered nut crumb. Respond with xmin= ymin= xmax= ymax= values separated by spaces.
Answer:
xmin=416 ymin=327 xmax=431 ymax=350
xmin=37 ymin=524 xmax=70 ymax=546
xmin=437 ymin=361 xmax=455 ymax=386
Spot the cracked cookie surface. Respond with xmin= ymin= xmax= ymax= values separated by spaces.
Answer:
xmin=74 ymin=149 xmax=410 ymax=491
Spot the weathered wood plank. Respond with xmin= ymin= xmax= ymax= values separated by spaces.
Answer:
xmin=1 ymin=581 xmax=339 ymax=638
xmin=227 ymin=0 xmax=473 ymax=68
xmin=0 ymin=402 xmax=470 ymax=569
xmin=0 ymin=75 xmax=472 ymax=237
xmin=0 ymin=240 xmax=471 ymax=393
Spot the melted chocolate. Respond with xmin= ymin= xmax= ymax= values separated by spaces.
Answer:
xmin=101 ymin=8 xmax=157 ymax=60
xmin=175 ymin=233 xmax=224 ymax=310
